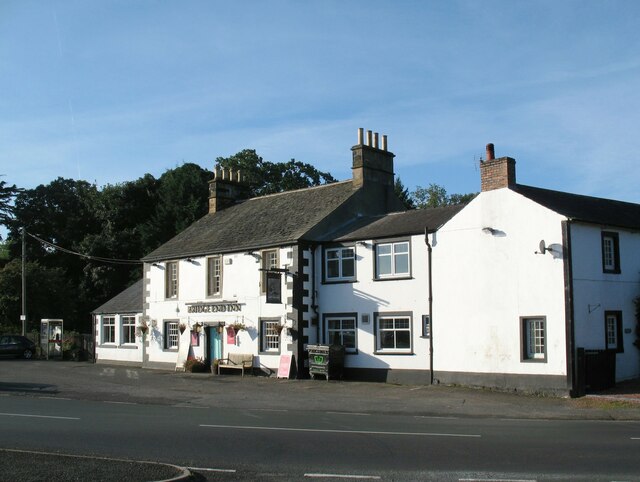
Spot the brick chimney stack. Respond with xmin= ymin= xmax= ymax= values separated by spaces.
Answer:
xmin=208 ymin=166 xmax=250 ymax=214
xmin=480 ymin=143 xmax=516 ymax=192
xmin=351 ymin=128 xmax=395 ymax=190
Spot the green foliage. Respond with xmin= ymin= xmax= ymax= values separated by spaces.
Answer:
xmin=216 ymin=149 xmax=336 ymax=197
xmin=410 ymin=183 xmax=477 ymax=209
xmin=184 ymin=357 xmax=207 ymax=373
xmin=0 ymin=178 xmax=21 ymax=239
xmin=394 ymin=178 xmax=415 ymax=209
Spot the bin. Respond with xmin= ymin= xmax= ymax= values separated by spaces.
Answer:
xmin=308 ymin=344 xmax=345 ymax=381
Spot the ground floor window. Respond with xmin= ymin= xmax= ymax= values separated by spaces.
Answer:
xmin=121 ymin=316 xmax=136 ymax=344
xmin=522 ymin=317 xmax=546 ymax=362
xmin=102 ymin=316 xmax=115 ymax=344
xmin=375 ymin=312 xmax=412 ymax=353
xmin=325 ymin=315 xmax=357 ymax=352
xmin=604 ymin=311 xmax=623 ymax=353
xmin=164 ymin=321 xmax=179 ymax=350
xmin=260 ymin=318 xmax=281 ymax=354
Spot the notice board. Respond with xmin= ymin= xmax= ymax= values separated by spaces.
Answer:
xmin=277 ymin=354 xmax=292 ymax=379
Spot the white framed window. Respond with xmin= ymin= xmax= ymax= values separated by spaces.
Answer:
xmin=604 ymin=311 xmax=623 ymax=353
xmin=164 ymin=321 xmax=179 ymax=350
xmin=325 ymin=315 xmax=357 ymax=352
xmin=375 ymin=241 xmax=410 ymax=279
xmin=522 ymin=317 xmax=546 ymax=361
xmin=375 ymin=313 xmax=412 ymax=353
xmin=260 ymin=319 xmax=281 ymax=353
xmin=165 ymin=261 xmax=178 ymax=299
xmin=121 ymin=316 xmax=136 ymax=344
xmin=601 ymin=232 xmax=620 ymax=273
xmin=261 ymin=249 xmax=279 ymax=293
xmin=102 ymin=316 xmax=116 ymax=344
xmin=325 ymin=246 xmax=355 ymax=282
xmin=207 ymin=256 xmax=223 ymax=297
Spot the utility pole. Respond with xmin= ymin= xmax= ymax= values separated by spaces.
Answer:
xmin=21 ymin=227 xmax=26 ymax=336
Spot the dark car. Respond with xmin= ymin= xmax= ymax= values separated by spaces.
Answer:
xmin=0 ymin=335 xmax=36 ymax=359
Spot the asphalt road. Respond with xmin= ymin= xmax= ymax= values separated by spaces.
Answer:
xmin=1 ymin=394 xmax=639 ymax=481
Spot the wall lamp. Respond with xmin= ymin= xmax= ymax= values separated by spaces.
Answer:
xmin=482 ymin=227 xmax=497 ymax=235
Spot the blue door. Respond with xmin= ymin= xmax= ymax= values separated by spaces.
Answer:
xmin=209 ymin=327 xmax=222 ymax=361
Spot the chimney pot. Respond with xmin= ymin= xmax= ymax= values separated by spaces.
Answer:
xmin=357 ymin=128 xmax=364 ymax=145
xmin=366 ymin=130 xmax=373 ymax=147
xmin=374 ymin=132 xmax=379 ymax=149
xmin=381 ymin=135 xmax=388 ymax=151
xmin=486 ymin=143 xmax=495 ymax=161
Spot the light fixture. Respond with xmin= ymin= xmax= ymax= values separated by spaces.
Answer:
xmin=482 ymin=227 xmax=497 ymax=235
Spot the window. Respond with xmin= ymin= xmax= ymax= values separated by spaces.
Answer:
xmin=260 ymin=319 xmax=281 ymax=353
xmin=325 ymin=315 xmax=357 ymax=352
xmin=375 ymin=241 xmax=410 ymax=279
xmin=102 ymin=316 xmax=115 ymax=344
xmin=325 ymin=246 xmax=355 ymax=282
xmin=121 ymin=316 xmax=136 ymax=344
xmin=261 ymin=249 xmax=279 ymax=293
xmin=165 ymin=261 xmax=178 ymax=298
xmin=164 ymin=321 xmax=179 ymax=350
xmin=522 ymin=317 xmax=546 ymax=362
xmin=375 ymin=313 xmax=412 ymax=353
xmin=604 ymin=311 xmax=623 ymax=353
xmin=207 ymin=256 xmax=223 ymax=297
xmin=601 ymin=232 xmax=620 ymax=273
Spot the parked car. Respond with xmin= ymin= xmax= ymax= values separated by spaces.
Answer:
xmin=0 ymin=335 xmax=36 ymax=359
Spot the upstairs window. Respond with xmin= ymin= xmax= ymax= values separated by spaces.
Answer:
xmin=605 ymin=311 xmax=623 ymax=353
xmin=165 ymin=261 xmax=179 ymax=299
xmin=325 ymin=246 xmax=356 ymax=282
xmin=375 ymin=240 xmax=410 ymax=279
xmin=601 ymin=232 xmax=620 ymax=274
xmin=207 ymin=256 xmax=223 ymax=297
xmin=261 ymin=249 xmax=279 ymax=294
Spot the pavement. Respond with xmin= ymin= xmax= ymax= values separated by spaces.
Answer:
xmin=1 ymin=359 xmax=639 ymax=481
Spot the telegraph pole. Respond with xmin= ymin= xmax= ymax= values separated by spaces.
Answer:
xmin=21 ymin=227 xmax=26 ymax=336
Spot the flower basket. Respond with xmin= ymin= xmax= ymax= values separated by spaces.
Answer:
xmin=179 ymin=323 xmax=187 ymax=334
xmin=230 ymin=322 xmax=246 ymax=333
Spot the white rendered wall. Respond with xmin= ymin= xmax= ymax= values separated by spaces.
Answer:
xmin=570 ymin=223 xmax=640 ymax=381
xmin=316 ymin=235 xmax=431 ymax=371
xmin=95 ymin=313 xmax=143 ymax=364
xmin=144 ymin=247 xmax=294 ymax=370
xmin=432 ymin=189 xmax=568 ymax=378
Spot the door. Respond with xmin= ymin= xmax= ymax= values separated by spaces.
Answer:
xmin=208 ymin=326 xmax=222 ymax=362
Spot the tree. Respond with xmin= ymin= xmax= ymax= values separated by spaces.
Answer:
xmin=215 ymin=149 xmax=336 ymax=197
xmin=0 ymin=178 xmax=21 ymax=240
xmin=410 ymin=183 xmax=477 ymax=209
xmin=394 ymin=178 xmax=415 ymax=209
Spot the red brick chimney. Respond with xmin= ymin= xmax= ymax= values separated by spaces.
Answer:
xmin=480 ymin=143 xmax=516 ymax=191
xmin=208 ymin=167 xmax=250 ymax=213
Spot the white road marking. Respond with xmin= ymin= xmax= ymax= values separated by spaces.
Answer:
xmin=415 ymin=415 xmax=459 ymax=420
xmin=103 ymin=401 xmax=136 ymax=405
xmin=247 ymin=408 xmax=288 ymax=412
xmin=631 ymin=437 xmax=640 ymax=440
xmin=326 ymin=411 xmax=370 ymax=416
xmin=38 ymin=396 xmax=72 ymax=400
xmin=100 ymin=368 xmax=115 ymax=377
xmin=459 ymin=479 xmax=536 ymax=482
xmin=0 ymin=412 xmax=79 ymax=420
xmin=200 ymin=424 xmax=480 ymax=438
xmin=187 ymin=466 xmax=236 ymax=473
xmin=125 ymin=369 xmax=139 ymax=379
xmin=305 ymin=474 xmax=380 ymax=479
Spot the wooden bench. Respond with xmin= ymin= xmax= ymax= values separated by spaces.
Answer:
xmin=217 ymin=353 xmax=254 ymax=377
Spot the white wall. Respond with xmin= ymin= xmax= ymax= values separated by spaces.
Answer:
xmin=144 ymin=247 xmax=294 ymax=370
xmin=316 ymin=235 xmax=431 ymax=371
xmin=432 ymin=189 xmax=569 ymax=378
xmin=570 ymin=223 xmax=640 ymax=381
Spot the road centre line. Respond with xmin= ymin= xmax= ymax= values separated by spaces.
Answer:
xmin=326 ymin=411 xmax=370 ymax=416
xmin=632 ymin=437 xmax=640 ymax=440
xmin=38 ymin=396 xmax=72 ymax=400
xmin=247 ymin=408 xmax=288 ymax=412
xmin=305 ymin=474 xmax=381 ymax=479
xmin=103 ymin=401 xmax=137 ymax=405
xmin=200 ymin=424 xmax=480 ymax=438
xmin=0 ymin=412 xmax=80 ymax=420
xmin=459 ymin=479 xmax=536 ymax=482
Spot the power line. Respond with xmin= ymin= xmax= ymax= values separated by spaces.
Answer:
xmin=25 ymin=231 xmax=142 ymax=265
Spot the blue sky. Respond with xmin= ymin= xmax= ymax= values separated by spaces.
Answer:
xmin=2 ymin=0 xmax=640 ymax=204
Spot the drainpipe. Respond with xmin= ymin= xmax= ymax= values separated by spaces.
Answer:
xmin=425 ymin=227 xmax=434 ymax=385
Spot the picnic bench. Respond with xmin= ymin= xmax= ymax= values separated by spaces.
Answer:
xmin=217 ymin=353 xmax=254 ymax=377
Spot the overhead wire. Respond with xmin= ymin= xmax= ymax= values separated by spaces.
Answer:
xmin=25 ymin=231 xmax=143 ymax=265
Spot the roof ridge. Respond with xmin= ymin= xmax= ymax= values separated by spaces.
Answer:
xmin=247 ymin=180 xmax=353 ymax=201
xmin=514 ymin=183 xmax=639 ymax=207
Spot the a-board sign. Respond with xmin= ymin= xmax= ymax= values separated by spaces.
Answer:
xmin=175 ymin=331 xmax=190 ymax=371
xmin=277 ymin=354 xmax=292 ymax=379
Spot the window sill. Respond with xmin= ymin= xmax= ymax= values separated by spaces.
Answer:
xmin=373 ymin=276 xmax=413 ymax=282
xmin=373 ymin=351 xmax=414 ymax=356
xmin=322 ymin=279 xmax=357 ymax=285
xmin=163 ymin=348 xmax=178 ymax=352
xmin=259 ymin=351 xmax=281 ymax=356
xmin=118 ymin=345 xmax=139 ymax=350
xmin=602 ymin=269 xmax=621 ymax=275
xmin=521 ymin=358 xmax=547 ymax=363
xmin=98 ymin=344 xmax=117 ymax=348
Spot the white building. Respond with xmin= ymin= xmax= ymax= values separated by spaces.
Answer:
xmin=93 ymin=135 xmax=640 ymax=395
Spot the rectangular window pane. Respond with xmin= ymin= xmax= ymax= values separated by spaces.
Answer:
xmin=207 ymin=257 xmax=222 ymax=296
xmin=165 ymin=262 xmax=178 ymax=298
xmin=327 ymin=259 xmax=340 ymax=278
xmin=525 ymin=318 xmax=545 ymax=360
xmin=394 ymin=252 xmax=409 ymax=274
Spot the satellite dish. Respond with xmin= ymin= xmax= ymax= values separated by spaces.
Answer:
xmin=539 ymin=240 xmax=546 ymax=253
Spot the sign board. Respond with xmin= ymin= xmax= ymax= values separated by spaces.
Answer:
xmin=277 ymin=354 xmax=292 ymax=379
xmin=175 ymin=331 xmax=190 ymax=371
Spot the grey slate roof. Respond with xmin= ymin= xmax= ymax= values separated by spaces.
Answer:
xmin=332 ymin=205 xmax=465 ymax=242
xmin=142 ymin=181 xmax=358 ymax=261
xmin=92 ymin=279 xmax=143 ymax=314
xmin=513 ymin=184 xmax=640 ymax=230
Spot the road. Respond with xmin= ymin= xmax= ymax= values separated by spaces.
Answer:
xmin=1 ymin=394 xmax=638 ymax=481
